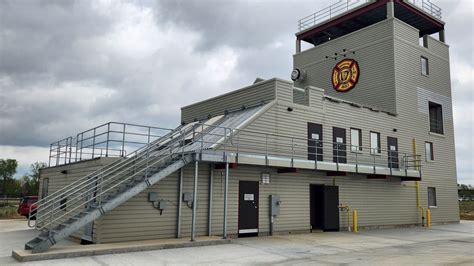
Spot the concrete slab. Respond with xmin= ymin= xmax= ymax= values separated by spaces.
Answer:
xmin=1 ymin=220 xmax=473 ymax=265
xmin=12 ymin=237 xmax=230 ymax=262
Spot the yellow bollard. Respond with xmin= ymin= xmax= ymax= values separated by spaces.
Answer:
xmin=353 ymin=209 xmax=358 ymax=233
xmin=426 ymin=208 xmax=431 ymax=228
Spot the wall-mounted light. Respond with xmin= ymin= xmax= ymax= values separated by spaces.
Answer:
xmin=60 ymin=170 xmax=68 ymax=175
xmin=287 ymin=107 xmax=293 ymax=112
xmin=261 ymin=173 xmax=271 ymax=184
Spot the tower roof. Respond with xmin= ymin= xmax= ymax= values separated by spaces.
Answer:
xmin=297 ymin=0 xmax=444 ymax=46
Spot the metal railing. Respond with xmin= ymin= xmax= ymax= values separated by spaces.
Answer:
xmin=31 ymin=119 xmax=422 ymax=234
xmin=30 ymin=123 xmax=191 ymax=230
xmin=298 ymin=0 xmax=371 ymax=31
xmin=408 ymin=0 xmax=442 ymax=19
xmin=48 ymin=122 xmax=173 ymax=167
xmin=297 ymin=0 xmax=442 ymax=32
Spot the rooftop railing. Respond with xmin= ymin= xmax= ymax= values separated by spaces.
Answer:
xmin=298 ymin=0 xmax=442 ymax=32
xmin=48 ymin=122 xmax=174 ymax=167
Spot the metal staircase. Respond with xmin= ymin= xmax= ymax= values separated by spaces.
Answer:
xmin=26 ymin=123 xmax=200 ymax=253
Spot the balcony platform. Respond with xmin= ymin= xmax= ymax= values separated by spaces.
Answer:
xmin=199 ymin=151 xmax=421 ymax=180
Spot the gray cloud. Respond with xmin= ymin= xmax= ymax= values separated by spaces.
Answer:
xmin=0 ymin=0 xmax=472 ymax=184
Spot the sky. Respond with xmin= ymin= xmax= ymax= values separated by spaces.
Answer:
xmin=0 ymin=0 xmax=472 ymax=185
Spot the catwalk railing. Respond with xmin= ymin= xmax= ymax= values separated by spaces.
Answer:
xmin=33 ymin=121 xmax=422 ymax=232
xmin=298 ymin=0 xmax=442 ymax=32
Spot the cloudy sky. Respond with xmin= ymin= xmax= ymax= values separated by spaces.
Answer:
xmin=0 ymin=0 xmax=472 ymax=184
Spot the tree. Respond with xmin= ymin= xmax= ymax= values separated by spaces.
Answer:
xmin=27 ymin=162 xmax=47 ymax=195
xmin=0 ymin=159 xmax=18 ymax=197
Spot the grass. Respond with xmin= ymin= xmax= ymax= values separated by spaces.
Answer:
xmin=0 ymin=205 xmax=23 ymax=219
xmin=459 ymin=201 xmax=474 ymax=220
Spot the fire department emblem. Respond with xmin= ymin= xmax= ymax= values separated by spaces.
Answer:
xmin=331 ymin=59 xmax=360 ymax=92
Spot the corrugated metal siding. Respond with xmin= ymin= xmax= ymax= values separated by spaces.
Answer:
xmin=38 ymin=157 xmax=119 ymax=242
xmin=392 ymin=19 xmax=458 ymax=224
xmin=180 ymin=79 xmax=277 ymax=124
xmin=293 ymin=19 xmax=397 ymax=113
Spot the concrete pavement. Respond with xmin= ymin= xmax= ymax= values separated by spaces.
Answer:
xmin=1 ymin=219 xmax=473 ymax=265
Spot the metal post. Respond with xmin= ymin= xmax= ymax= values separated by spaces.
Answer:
xmin=48 ymin=144 xmax=52 ymax=166
xmin=291 ymin=138 xmax=294 ymax=168
xmin=223 ymin=162 xmax=229 ymax=239
xmin=191 ymin=161 xmax=198 ymax=241
xmin=92 ymin=128 xmax=96 ymax=159
xmin=80 ymin=133 xmax=83 ymax=160
xmin=265 ymin=134 xmax=268 ymax=166
xmin=105 ymin=123 xmax=110 ymax=157
xmin=177 ymin=169 xmax=183 ymax=238
xmin=208 ymin=165 xmax=214 ymax=236
xmin=122 ymin=124 xmax=126 ymax=157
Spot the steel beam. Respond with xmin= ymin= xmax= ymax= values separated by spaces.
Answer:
xmin=208 ymin=164 xmax=213 ymax=236
xmin=177 ymin=168 xmax=183 ymax=238
xmin=223 ymin=162 xmax=229 ymax=239
xmin=191 ymin=161 xmax=198 ymax=241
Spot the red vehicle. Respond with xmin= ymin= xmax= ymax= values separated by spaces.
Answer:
xmin=18 ymin=196 xmax=38 ymax=218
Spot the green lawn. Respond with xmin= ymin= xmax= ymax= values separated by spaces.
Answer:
xmin=460 ymin=201 xmax=474 ymax=220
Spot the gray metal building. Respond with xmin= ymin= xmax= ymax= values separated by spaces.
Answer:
xmin=27 ymin=0 xmax=458 ymax=253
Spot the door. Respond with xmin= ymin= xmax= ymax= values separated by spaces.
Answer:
xmin=387 ymin=137 xmax=399 ymax=169
xmin=308 ymin=123 xmax=323 ymax=161
xmin=310 ymin=185 xmax=324 ymax=230
xmin=238 ymin=181 xmax=259 ymax=237
xmin=333 ymin=127 xmax=346 ymax=163
xmin=323 ymin=186 xmax=340 ymax=231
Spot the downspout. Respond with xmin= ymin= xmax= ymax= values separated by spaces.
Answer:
xmin=412 ymin=138 xmax=425 ymax=226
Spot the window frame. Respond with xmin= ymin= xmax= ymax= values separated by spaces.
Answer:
xmin=425 ymin=142 xmax=434 ymax=161
xmin=350 ymin=128 xmax=362 ymax=153
xmin=428 ymin=187 xmax=437 ymax=208
xmin=370 ymin=131 xmax=381 ymax=155
xmin=421 ymin=56 xmax=429 ymax=76
xmin=428 ymin=101 xmax=444 ymax=135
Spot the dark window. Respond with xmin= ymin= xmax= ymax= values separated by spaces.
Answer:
xmin=428 ymin=187 xmax=437 ymax=207
xmin=60 ymin=197 xmax=67 ymax=210
xmin=350 ymin=128 xmax=362 ymax=152
xmin=425 ymin=142 xmax=434 ymax=161
xmin=370 ymin=132 xmax=381 ymax=154
xmin=421 ymin=56 xmax=429 ymax=75
xmin=429 ymin=102 xmax=443 ymax=134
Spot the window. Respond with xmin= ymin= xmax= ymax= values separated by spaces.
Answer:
xmin=428 ymin=187 xmax=437 ymax=207
xmin=421 ymin=56 xmax=429 ymax=75
xmin=41 ymin=178 xmax=49 ymax=198
xmin=425 ymin=142 xmax=434 ymax=161
xmin=350 ymin=128 xmax=362 ymax=152
xmin=429 ymin=101 xmax=443 ymax=134
xmin=370 ymin=132 xmax=381 ymax=154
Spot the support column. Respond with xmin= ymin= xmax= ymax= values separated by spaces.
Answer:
xmin=223 ymin=162 xmax=229 ymax=239
xmin=208 ymin=164 xmax=214 ymax=236
xmin=176 ymin=168 xmax=183 ymax=238
xmin=439 ymin=30 xmax=445 ymax=43
xmin=191 ymin=161 xmax=198 ymax=241
xmin=422 ymin=35 xmax=429 ymax=48
xmin=386 ymin=0 xmax=394 ymax=18
xmin=295 ymin=39 xmax=301 ymax=53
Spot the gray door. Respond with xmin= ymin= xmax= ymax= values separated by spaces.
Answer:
xmin=333 ymin=127 xmax=346 ymax=163
xmin=387 ymin=137 xmax=399 ymax=168
xmin=308 ymin=123 xmax=323 ymax=161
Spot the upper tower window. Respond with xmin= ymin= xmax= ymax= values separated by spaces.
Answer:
xmin=429 ymin=101 xmax=443 ymax=134
xmin=421 ymin=56 xmax=429 ymax=76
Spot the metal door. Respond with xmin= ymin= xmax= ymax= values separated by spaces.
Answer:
xmin=308 ymin=123 xmax=323 ymax=161
xmin=333 ymin=127 xmax=346 ymax=163
xmin=323 ymin=186 xmax=340 ymax=231
xmin=238 ymin=181 xmax=259 ymax=237
xmin=387 ymin=136 xmax=399 ymax=169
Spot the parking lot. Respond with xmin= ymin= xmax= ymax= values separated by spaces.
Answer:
xmin=0 ymin=219 xmax=473 ymax=265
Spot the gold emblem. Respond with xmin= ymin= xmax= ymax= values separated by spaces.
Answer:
xmin=332 ymin=59 xmax=360 ymax=92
